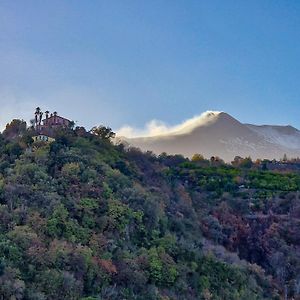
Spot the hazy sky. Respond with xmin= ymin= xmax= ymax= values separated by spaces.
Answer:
xmin=1 ymin=1 xmax=300 ymax=132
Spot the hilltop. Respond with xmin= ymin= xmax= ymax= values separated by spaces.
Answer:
xmin=0 ymin=118 xmax=299 ymax=299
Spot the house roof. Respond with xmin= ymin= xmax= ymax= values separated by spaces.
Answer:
xmin=42 ymin=115 xmax=71 ymax=122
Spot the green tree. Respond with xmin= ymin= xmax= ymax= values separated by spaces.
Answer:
xmin=90 ymin=125 xmax=115 ymax=140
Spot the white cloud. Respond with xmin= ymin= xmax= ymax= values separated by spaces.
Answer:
xmin=116 ymin=110 xmax=222 ymax=138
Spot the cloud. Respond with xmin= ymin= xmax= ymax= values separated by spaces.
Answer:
xmin=116 ymin=110 xmax=222 ymax=138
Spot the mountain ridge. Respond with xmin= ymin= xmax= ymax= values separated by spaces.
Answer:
xmin=119 ymin=112 xmax=300 ymax=161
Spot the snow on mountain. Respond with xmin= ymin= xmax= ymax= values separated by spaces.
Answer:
xmin=246 ymin=124 xmax=300 ymax=150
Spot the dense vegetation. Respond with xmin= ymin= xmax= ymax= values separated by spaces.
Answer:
xmin=0 ymin=119 xmax=299 ymax=299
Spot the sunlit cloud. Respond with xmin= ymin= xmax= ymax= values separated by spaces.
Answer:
xmin=116 ymin=110 xmax=222 ymax=138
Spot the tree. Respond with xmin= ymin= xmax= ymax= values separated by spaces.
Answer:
xmin=74 ymin=126 xmax=88 ymax=137
xmin=90 ymin=126 xmax=115 ymax=140
xmin=3 ymin=119 xmax=27 ymax=140
xmin=68 ymin=120 xmax=75 ymax=130
xmin=282 ymin=153 xmax=288 ymax=162
xmin=191 ymin=153 xmax=205 ymax=162
xmin=0 ymin=267 xmax=25 ymax=300
xmin=20 ymin=134 xmax=34 ymax=147
xmin=240 ymin=157 xmax=253 ymax=169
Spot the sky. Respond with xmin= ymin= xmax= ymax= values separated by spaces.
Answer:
xmin=0 ymin=0 xmax=300 ymax=134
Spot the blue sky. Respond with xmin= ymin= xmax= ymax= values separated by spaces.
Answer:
xmin=0 ymin=1 xmax=300 ymax=132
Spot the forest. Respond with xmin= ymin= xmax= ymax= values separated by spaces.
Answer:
xmin=0 ymin=119 xmax=299 ymax=299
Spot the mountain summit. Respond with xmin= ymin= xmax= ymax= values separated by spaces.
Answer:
xmin=120 ymin=112 xmax=300 ymax=161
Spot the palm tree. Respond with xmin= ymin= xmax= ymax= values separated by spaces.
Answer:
xmin=53 ymin=111 xmax=57 ymax=124
xmin=39 ymin=111 xmax=43 ymax=125
xmin=45 ymin=111 xmax=50 ymax=125
xmin=35 ymin=111 xmax=38 ymax=125
xmin=35 ymin=107 xmax=41 ymax=127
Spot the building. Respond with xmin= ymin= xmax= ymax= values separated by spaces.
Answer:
xmin=42 ymin=112 xmax=72 ymax=128
xmin=32 ymin=134 xmax=56 ymax=143
xmin=33 ymin=107 xmax=73 ymax=141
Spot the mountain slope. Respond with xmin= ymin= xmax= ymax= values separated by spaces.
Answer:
xmin=121 ymin=112 xmax=300 ymax=161
xmin=246 ymin=124 xmax=300 ymax=149
xmin=0 ymin=125 xmax=286 ymax=299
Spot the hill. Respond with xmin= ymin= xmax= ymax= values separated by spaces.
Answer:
xmin=120 ymin=111 xmax=300 ymax=162
xmin=0 ymin=119 xmax=299 ymax=299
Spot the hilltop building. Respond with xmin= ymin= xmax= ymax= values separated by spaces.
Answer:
xmin=42 ymin=112 xmax=72 ymax=128
xmin=33 ymin=107 xmax=72 ymax=142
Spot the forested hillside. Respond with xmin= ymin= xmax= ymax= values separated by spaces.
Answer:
xmin=0 ymin=119 xmax=299 ymax=299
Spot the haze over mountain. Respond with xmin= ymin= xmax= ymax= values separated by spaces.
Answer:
xmin=118 ymin=111 xmax=300 ymax=161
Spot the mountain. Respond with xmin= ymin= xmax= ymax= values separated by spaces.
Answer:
xmin=2 ymin=118 xmax=300 ymax=298
xmin=120 ymin=111 xmax=300 ymax=161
